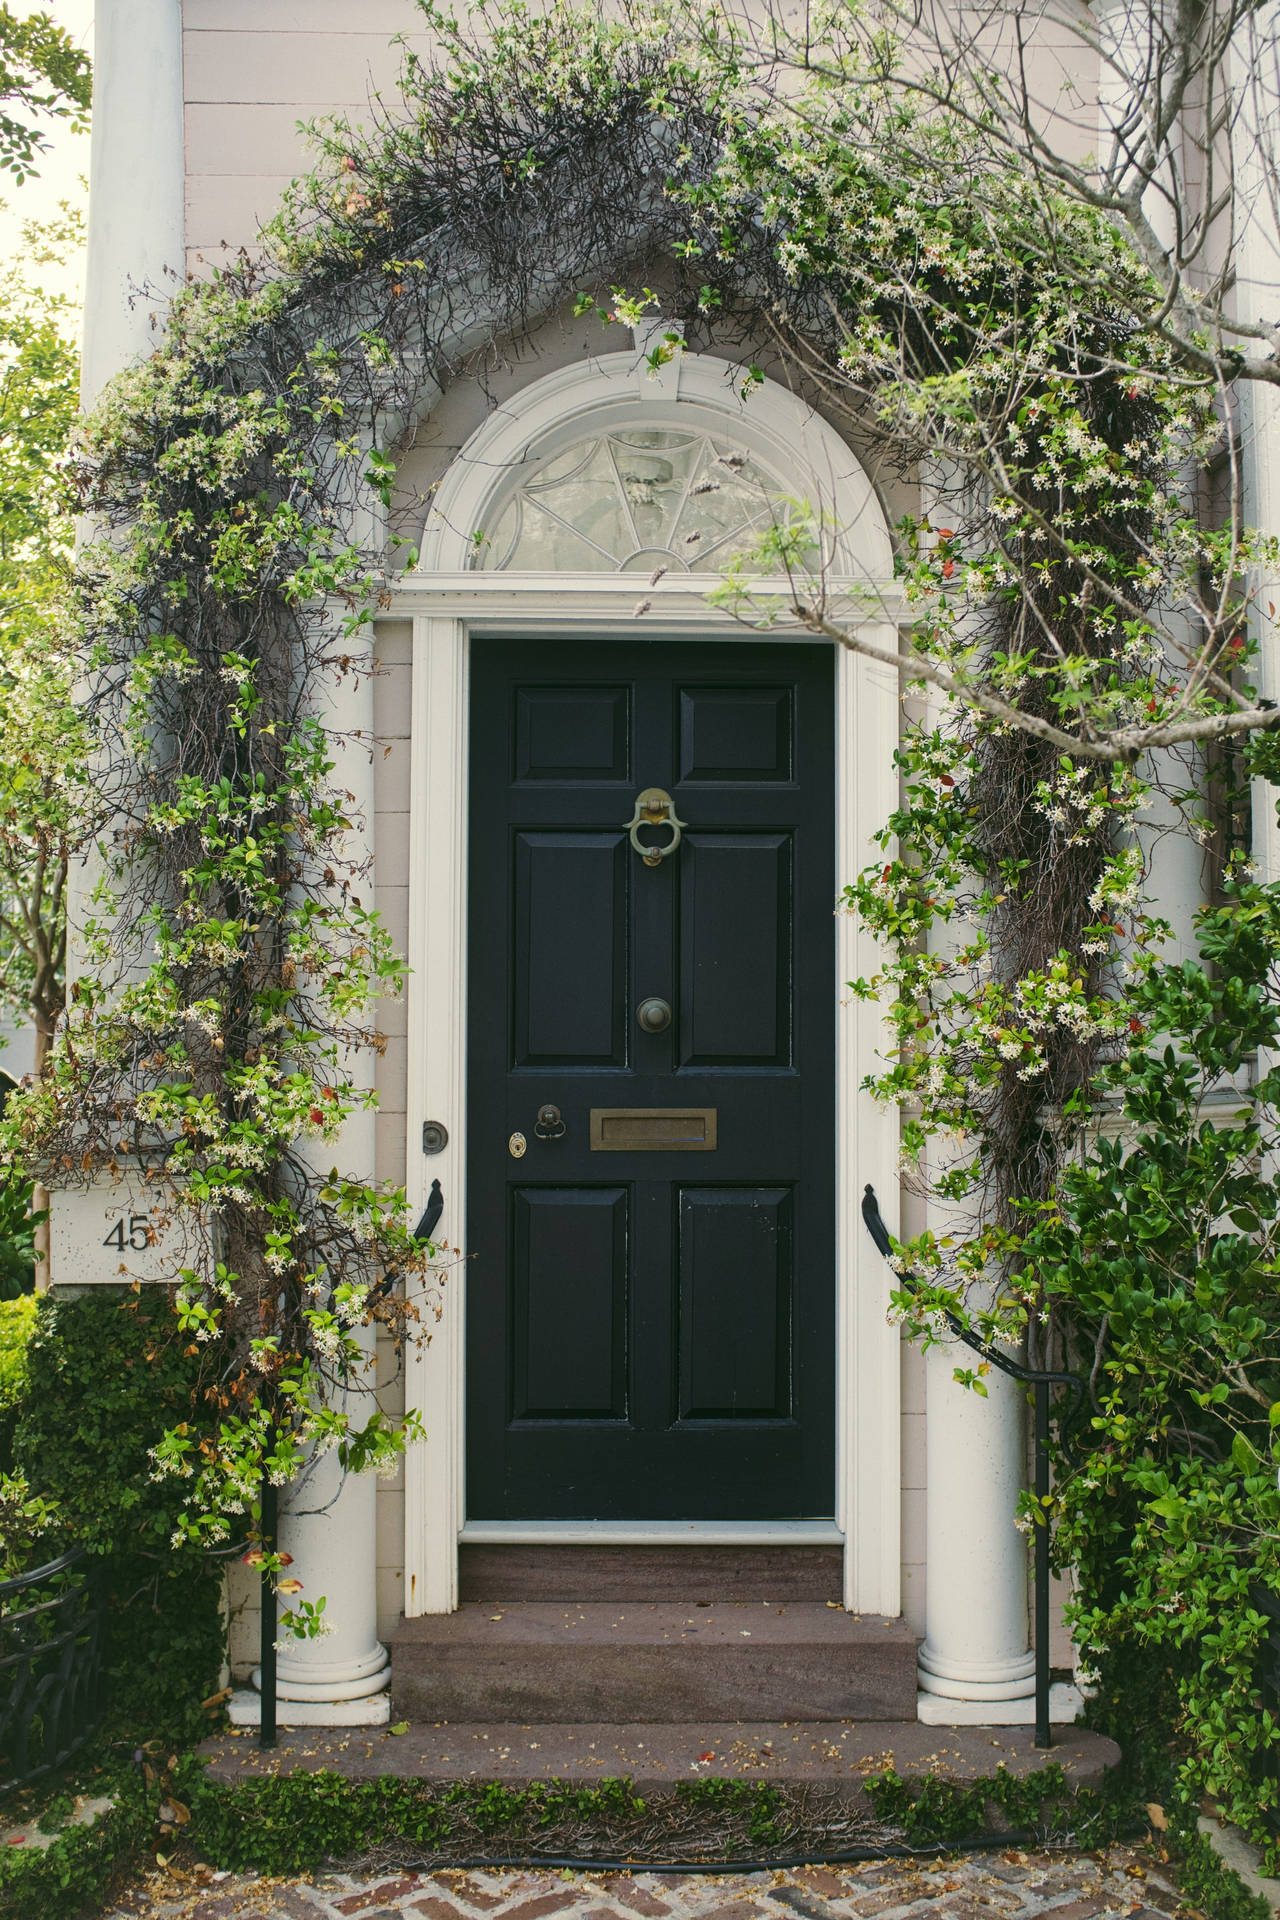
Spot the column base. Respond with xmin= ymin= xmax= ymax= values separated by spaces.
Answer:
xmin=227 ymin=1687 xmax=391 ymax=1729
xmin=252 ymin=1642 xmax=390 ymax=1703
xmin=917 ymin=1682 xmax=1084 ymax=1726
xmin=918 ymin=1642 xmax=1036 ymax=1700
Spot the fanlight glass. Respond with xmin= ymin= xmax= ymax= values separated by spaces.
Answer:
xmin=474 ymin=429 xmax=794 ymax=572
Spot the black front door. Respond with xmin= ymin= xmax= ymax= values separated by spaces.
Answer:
xmin=466 ymin=639 xmax=835 ymax=1519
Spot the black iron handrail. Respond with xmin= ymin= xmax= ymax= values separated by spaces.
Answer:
xmin=0 ymin=1544 xmax=105 ymax=1792
xmin=862 ymin=1184 xmax=1085 ymax=1749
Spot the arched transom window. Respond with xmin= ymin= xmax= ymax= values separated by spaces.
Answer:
xmin=475 ymin=428 xmax=790 ymax=572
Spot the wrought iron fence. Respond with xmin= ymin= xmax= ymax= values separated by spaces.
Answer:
xmin=0 ymin=1546 xmax=105 ymax=1792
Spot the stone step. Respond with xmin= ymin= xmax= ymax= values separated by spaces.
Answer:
xmin=202 ymin=1719 xmax=1121 ymax=1798
xmin=458 ymin=1544 xmax=843 ymax=1604
xmin=390 ymin=1602 xmax=918 ymax=1724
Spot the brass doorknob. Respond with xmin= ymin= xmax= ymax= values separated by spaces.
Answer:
xmin=636 ymin=997 xmax=672 ymax=1033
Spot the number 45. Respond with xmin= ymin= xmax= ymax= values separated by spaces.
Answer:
xmin=103 ymin=1214 xmax=153 ymax=1253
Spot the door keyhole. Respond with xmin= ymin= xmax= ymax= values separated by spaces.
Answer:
xmin=636 ymin=996 xmax=672 ymax=1033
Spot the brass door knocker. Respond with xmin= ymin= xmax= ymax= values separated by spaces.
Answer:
xmin=625 ymin=787 xmax=687 ymax=866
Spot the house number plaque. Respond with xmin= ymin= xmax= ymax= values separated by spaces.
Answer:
xmin=47 ymin=1177 xmax=204 ymax=1287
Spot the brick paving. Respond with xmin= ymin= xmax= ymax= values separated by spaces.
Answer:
xmin=103 ymin=1842 xmax=1187 ymax=1920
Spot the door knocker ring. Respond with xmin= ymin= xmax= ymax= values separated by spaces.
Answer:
xmin=625 ymin=787 xmax=687 ymax=867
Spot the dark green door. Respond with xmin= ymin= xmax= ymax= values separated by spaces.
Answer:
xmin=466 ymin=638 xmax=835 ymax=1518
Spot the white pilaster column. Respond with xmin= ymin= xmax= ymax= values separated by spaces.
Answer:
xmin=65 ymin=0 xmax=185 ymax=1013
xmin=268 ymin=1389 xmax=389 ymax=1719
xmin=1236 ymin=8 xmax=1280 ymax=1214
xmin=81 ymin=0 xmax=185 ymax=409
xmin=276 ymin=561 xmax=388 ymax=1718
xmin=910 ymin=466 xmax=1035 ymax=1716
xmin=51 ymin=1 xmax=184 ymax=1287
xmin=916 ymin=1343 xmax=1036 ymax=1714
xmin=233 ymin=628 xmax=390 ymax=1726
xmin=1236 ymin=3 xmax=1280 ymax=815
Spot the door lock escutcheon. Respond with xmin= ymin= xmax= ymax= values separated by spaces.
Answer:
xmin=625 ymin=787 xmax=687 ymax=866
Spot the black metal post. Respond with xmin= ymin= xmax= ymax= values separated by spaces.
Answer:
xmin=861 ymin=1186 xmax=1081 ymax=1752
xmin=259 ymin=1453 xmax=277 ymax=1751
xmin=1034 ymin=1378 xmax=1051 ymax=1749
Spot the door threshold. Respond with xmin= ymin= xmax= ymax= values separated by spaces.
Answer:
xmin=459 ymin=1519 xmax=844 ymax=1547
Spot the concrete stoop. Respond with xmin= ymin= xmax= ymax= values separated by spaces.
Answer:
xmin=388 ymin=1603 xmax=919 ymax=1724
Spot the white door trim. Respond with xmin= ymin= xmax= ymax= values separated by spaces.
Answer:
xmin=400 ymin=356 xmax=903 ymax=1616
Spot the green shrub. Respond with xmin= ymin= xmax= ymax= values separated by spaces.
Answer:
xmin=864 ymin=1764 xmax=1071 ymax=1845
xmin=1019 ymin=875 xmax=1280 ymax=1865
xmin=1176 ymin=1829 xmax=1272 ymax=1920
xmin=0 ymin=1466 xmax=62 ymax=1577
xmin=13 ymin=1290 xmax=225 ymax=1740
xmin=0 ymin=1169 xmax=37 ymax=1303
xmin=0 ymin=1291 xmax=36 ymax=1467
xmin=678 ymin=1776 xmax=789 ymax=1847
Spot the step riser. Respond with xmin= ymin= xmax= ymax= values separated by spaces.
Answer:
xmin=391 ymin=1646 xmax=917 ymax=1723
xmin=458 ymin=1545 xmax=843 ymax=1604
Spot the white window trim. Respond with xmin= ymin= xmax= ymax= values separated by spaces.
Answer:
xmin=397 ymin=351 xmax=904 ymax=1615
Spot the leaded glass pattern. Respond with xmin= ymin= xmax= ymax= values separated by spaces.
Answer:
xmin=475 ymin=429 xmax=789 ymax=572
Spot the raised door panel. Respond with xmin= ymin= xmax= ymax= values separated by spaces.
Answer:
xmin=515 ymin=683 xmax=630 ymax=783
xmin=512 ymin=831 xmax=628 ymax=1066
xmin=510 ymin=1187 xmax=629 ymax=1420
xmin=677 ymin=834 xmax=792 ymax=1067
xmin=677 ymin=1186 xmax=793 ymax=1419
xmin=678 ymin=685 xmax=793 ymax=781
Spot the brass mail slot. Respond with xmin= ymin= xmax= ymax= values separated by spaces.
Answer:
xmin=590 ymin=1107 xmax=718 ymax=1151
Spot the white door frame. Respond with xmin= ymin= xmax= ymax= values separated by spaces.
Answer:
xmin=396 ymin=353 xmax=904 ymax=1615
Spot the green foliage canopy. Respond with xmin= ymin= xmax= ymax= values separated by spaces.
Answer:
xmin=0 ymin=6 xmax=89 ymax=183
xmin=0 ymin=204 xmax=83 ymax=1058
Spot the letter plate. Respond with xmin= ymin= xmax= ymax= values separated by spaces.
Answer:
xmin=589 ymin=1108 xmax=717 ymax=1151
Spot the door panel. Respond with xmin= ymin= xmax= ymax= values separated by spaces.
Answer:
xmin=511 ymin=1187 xmax=628 ymax=1420
xmin=678 ymin=834 xmax=791 ymax=1066
xmin=515 ymin=683 xmax=631 ymax=783
xmin=513 ymin=832 xmax=629 ymax=1066
xmin=679 ymin=685 xmax=793 ymax=782
xmin=677 ymin=1186 xmax=793 ymax=1420
xmin=467 ymin=639 xmax=835 ymax=1519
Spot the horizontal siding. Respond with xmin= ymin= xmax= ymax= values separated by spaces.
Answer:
xmin=186 ymin=0 xmax=417 ymax=30
xmin=185 ymin=104 xmax=348 ymax=177
xmin=183 ymin=1 xmax=428 ymax=255
xmin=186 ymin=175 xmax=293 ymax=251
xmin=184 ymin=30 xmax=424 ymax=105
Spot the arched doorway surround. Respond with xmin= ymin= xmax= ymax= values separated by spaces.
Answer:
xmin=396 ymin=344 xmax=905 ymax=1614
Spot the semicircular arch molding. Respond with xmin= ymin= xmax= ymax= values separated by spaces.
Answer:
xmin=417 ymin=350 xmax=893 ymax=586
